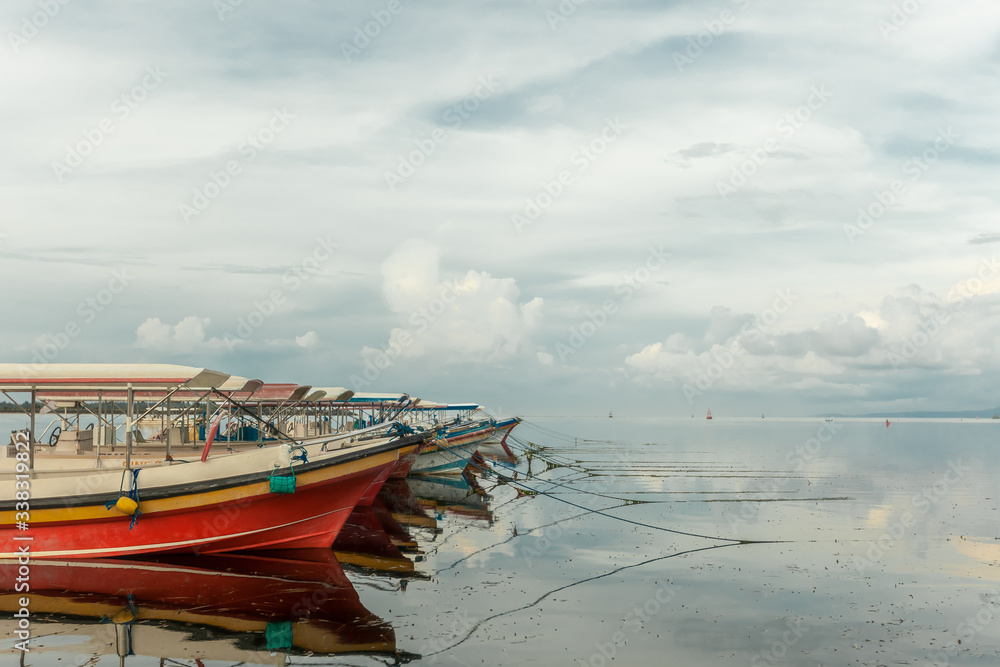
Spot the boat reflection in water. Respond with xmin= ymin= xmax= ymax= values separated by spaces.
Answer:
xmin=333 ymin=500 xmax=424 ymax=576
xmin=0 ymin=549 xmax=397 ymax=664
xmin=389 ymin=474 xmax=493 ymax=524
xmin=333 ymin=474 xmax=496 ymax=578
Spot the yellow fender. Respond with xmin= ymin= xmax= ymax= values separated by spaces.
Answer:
xmin=115 ymin=496 xmax=139 ymax=515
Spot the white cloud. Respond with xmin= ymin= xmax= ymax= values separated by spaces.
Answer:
xmin=295 ymin=331 xmax=319 ymax=348
xmin=135 ymin=316 xmax=229 ymax=352
xmin=381 ymin=241 xmax=442 ymax=314
xmin=626 ymin=283 xmax=1000 ymax=398
xmin=363 ymin=242 xmax=544 ymax=364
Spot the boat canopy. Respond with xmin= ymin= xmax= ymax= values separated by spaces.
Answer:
xmin=208 ymin=382 xmax=313 ymax=403
xmin=311 ymin=387 xmax=355 ymax=402
xmin=411 ymin=399 xmax=444 ymax=409
xmin=348 ymin=392 xmax=407 ymax=405
xmin=31 ymin=379 xmax=285 ymax=404
xmin=218 ymin=376 xmax=260 ymax=392
xmin=413 ymin=402 xmax=480 ymax=411
xmin=0 ymin=363 xmax=230 ymax=392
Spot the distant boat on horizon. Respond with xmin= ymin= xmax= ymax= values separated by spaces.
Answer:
xmin=609 ymin=411 xmax=613 ymax=419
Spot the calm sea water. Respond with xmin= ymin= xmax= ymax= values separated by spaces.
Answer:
xmin=4 ymin=415 xmax=1000 ymax=666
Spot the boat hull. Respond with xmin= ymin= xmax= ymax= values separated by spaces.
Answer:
xmin=410 ymin=421 xmax=494 ymax=475
xmin=388 ymin=440 xmax=423 ymax=478
xmin=356 ymin=461 xmax=394 ymax=507
xmin=0 ymin=434 xmax=424 ymax=559
xmin=410 ymin=440 xmax=480 ymax=475
xmin=484 ymin=417 xmax=520 ymax=442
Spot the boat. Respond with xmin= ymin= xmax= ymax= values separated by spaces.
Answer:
xmin=307 ymin=390 xmax=428 ymax=482
xmin=0 ymin=549 xmax=398 ymax=660
xmin=409 ymin=418 xmax=495 ymax=475
xmin=476 ymin=416 xmax=521 ymax=458
xmin=0 ymin=364 xmax=428 ymax=559
xmin=13 ymin=378 xmax=411 ymax=509
xmin=706 ymin=409 xmax=713 ymax=420
xmin=488 ymin=416 xmax=521 ymax=441
xmin=317 ymin=396 xmax=494 ymax=477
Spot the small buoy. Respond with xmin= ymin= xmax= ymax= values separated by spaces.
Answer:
xmin=111 ymin=608 xmax=136 ymax=624
xmin=115 ymin=496 xmax=139 ymax=515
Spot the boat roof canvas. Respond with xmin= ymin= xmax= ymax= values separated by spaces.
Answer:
xmin=312 ymin=387 xmax=354 ymax=402
xmin=210 ymin=381 xmax=316 ymax=403
xmin=218 ymin=376 xmax=257 ymax=391
xmin=0 ymin=363 xmax=230 ymax=392
xmin=34 ymin=378 xmax=264 ymax=403
xmin=348 ymin=392 xmax=407 ymax=403
xmin=412 ymin=401 xmax=480 ymax=411
xmin=236 ymin=383 xmax=307 ymax=402
xmin=229 ymin=383 xmax=312 ymax=403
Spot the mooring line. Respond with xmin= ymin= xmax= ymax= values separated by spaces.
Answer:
xmin=436 ymin=445 xmax=780 ymax=545
xmin=424 ymin=541 xmax=751 ymax=657
xmin=518 ymin=419 xmax=618 ymax=445
xmin=492 ymin=435 xmax=665 ymax=504
xmin=432 ymin=501 xmax=634 ymax=576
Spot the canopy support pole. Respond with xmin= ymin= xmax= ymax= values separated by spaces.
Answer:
xmin=166 ymin=394 xmax=172 ymax=460
xmin=29 ymin=388 xmax=36 ymax=471
xmin=97 ymin=390 xmax=103 ymax=463
xmin=125 ymin=383 xmax=133 ymax=471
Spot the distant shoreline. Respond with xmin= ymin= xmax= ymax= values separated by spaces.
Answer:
xmin=520 ymin=415 xmax=1000 ymax=422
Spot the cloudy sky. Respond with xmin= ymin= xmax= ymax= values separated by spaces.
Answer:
xmin=2 ymin=0 xmax=999 ymax=417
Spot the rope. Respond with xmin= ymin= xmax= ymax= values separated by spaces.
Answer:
xmin=388 ymin=422 xmax=414 ymax=437
xmin=104 ymin=469 xmax=142 ymax=530
xmin=128 ymin=471 xmax=142 ymax=530
xmin=432 ymin=501 xmax=633 ymax=576
xmin=425 ymin=542 xmax=746 ymax=657
xmin=504 ymin=433 xmax=617 ymax=475
xmin=518 ymin=419 xmax=618 ymax=444
xmin=433 ymin=437 xmax=778 ymax=545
